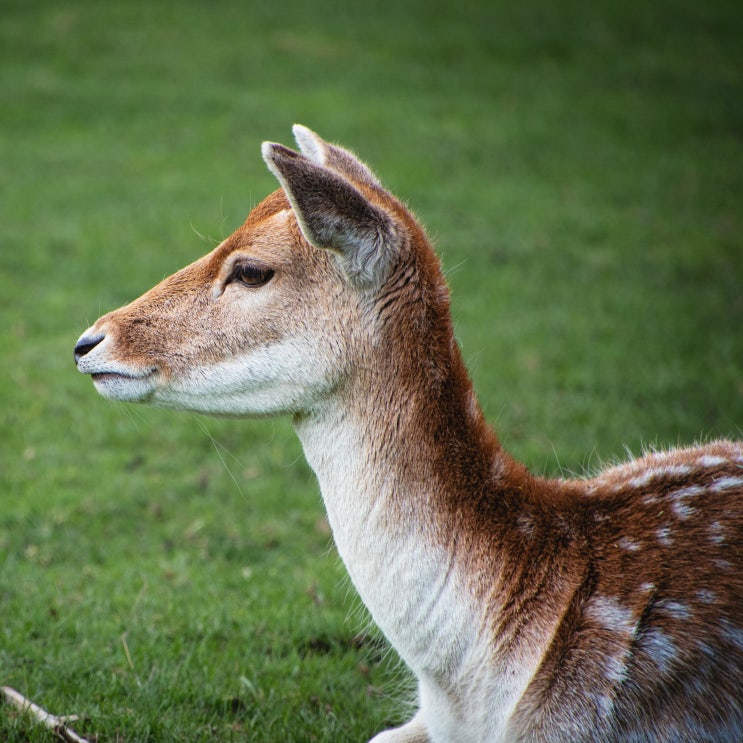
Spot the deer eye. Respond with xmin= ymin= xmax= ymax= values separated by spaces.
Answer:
xmin=228 ymin=262 xmax=274 ymax=288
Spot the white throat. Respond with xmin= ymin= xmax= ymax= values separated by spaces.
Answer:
xmin=293 ymin=400 xmax=545 ymax=741
xmin=293 ymin=401 xmax=476 ymax=680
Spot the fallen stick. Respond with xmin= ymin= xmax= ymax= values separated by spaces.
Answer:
xmin=1 ymin=686 xmax=91 ymax=743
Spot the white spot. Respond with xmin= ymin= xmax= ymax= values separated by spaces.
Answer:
xmin=696 ymin=589 xmax=716 ymax=604
xmin=710 ymin=476 xmax=743 ymax=492
xmin=641 ymin=627 xmax=677 ymax=675
xmin=670 ymin=485 xmax=703 ymax=520
xmin=656 ymin=526 xmax=673 ymax=546
xmin=618 ymin=537 xmax=640 ymax=552
xmin=708 ymin=521 xmax=725 ymax=544
xmin=657 ymin=600 xmax=692 ymax=621
xmin=631 ymin=464 xmax=693 ymax=491
xmin=639 ymin=582 xmax=656 ymax=593
xmin=595 ymin=693 xmax=615 ymax=717
xmin=585 ymin=595 xmax=638 ymax=637
xmin=714 ymin=559 xmax=732 ymax=572
xmin=695 ymin=640 xmax=715 ymax=660
xmin=670 ymin=485 xmax=704 ymax=499
xmin=629 ymin=469 xmax=658 ymax=488
xmin=671 ymin=501 xmax=695 ymax=520
xmin=664 ymin=464 xmax=693 ymax=478
xmin=698 ymin=455 xmax=727 ymax=467
xmin=721 ymin=619 xmax=743 ymax=651
xmin=603 ymin=652 xmax=628 ymax=683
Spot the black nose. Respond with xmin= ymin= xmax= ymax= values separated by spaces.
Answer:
xmin=74 ymin=332 xmax=105 ymax=363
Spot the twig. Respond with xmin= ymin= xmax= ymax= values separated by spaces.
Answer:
xmin=0 ymin=686 xmax=91 ymax=743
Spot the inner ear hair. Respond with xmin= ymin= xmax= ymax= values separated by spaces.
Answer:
xmin=262 ymin=141 xmax=399 ymax=289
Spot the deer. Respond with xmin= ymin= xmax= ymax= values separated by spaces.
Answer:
xmin=74 ymin=125 xmax=742 ymax=742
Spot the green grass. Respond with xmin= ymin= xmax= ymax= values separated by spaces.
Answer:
xmin=1 ymin=0 xmax=741 ymax=739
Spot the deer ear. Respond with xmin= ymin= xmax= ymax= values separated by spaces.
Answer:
xmin=292 ymin=124 xmax=384 ymax=190
xmin=262 ymin=138 xmax=398 ymax=289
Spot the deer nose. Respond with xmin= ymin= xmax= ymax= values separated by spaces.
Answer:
xmin=74 ymin=331 xmax=105 ymax=364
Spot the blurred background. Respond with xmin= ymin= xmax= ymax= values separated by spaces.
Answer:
xmin=1 ymin=0 xmax=741 ymax=740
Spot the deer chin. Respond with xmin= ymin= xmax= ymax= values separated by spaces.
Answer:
xmin=75 ymin=327 xmax=159 ymax=402
xmin=89 ymin=367 xmax=158 ymax=403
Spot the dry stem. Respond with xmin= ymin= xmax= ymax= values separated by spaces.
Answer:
xmin=1 ymin=686 xmax=91 ymax=743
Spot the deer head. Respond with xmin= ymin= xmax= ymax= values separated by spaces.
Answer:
xmin=74 ymin=125 xmax=444 ymax=418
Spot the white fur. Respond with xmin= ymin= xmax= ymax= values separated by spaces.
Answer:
xmin=585 ymin=595 xmax=637 ymax=638
xmin=295 ymin=403 xmax=544 ymax=742
xmin=74 ymin=326 xmax=339 ymax=417
xmin=711 ymin=476 xmax=743 ymax=492
xmin=155 ymin=339 xmax=338 ymax=416
xmin=641 ymin=627 xmax=678 ymax=675
xmin=292 ymin=124 xmax=326 ymax=164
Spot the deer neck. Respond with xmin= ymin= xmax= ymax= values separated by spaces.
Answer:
xmin=292 ymin=341 xmax=512 ymax=677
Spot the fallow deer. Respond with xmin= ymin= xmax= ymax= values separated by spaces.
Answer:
xmin=75 ymin=126 xmax=742 ymax=742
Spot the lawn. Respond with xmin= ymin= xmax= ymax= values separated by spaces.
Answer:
xmin=1 ymin=0 xmax=741 ymax=740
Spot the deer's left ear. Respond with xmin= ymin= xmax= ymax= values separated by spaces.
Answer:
xmin=262 ymin=139 xmax=399 ymax=289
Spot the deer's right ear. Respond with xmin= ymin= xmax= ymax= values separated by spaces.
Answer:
xmin=292 ymin=124 xmax=384 ymax=190
xmin=262 ymin=141 xmax=399 ymax=289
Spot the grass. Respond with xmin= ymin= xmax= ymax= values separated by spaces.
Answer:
xmin=1 ymin=0 xmax=741 ymax=739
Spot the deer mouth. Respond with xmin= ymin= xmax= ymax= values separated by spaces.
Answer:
xmin=91 ymin=369 xmax=155 ymax=382
xmin=89 ymin=367 xmax=158 ymax=402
